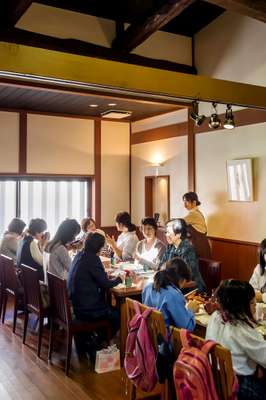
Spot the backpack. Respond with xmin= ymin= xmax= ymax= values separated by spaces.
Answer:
xmin=173 ymin=329 xmax=219 ymax=400
xmin=124 ymin=301 xmax=157 ymax=392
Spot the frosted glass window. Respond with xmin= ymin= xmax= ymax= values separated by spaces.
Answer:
xmin=20 ymin=180 xmax=88 ymax=235
xmin=0 ymin=181 xmax=16 ymax=236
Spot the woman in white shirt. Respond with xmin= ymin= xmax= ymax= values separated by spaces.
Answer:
xmin=106 ymin=211 xmax=138 ymax=261
xmin=206 ymin=279 xmax=266 ymax=400
xmin=250 ymin=239 xmax=266 ymax=303
xmin=135 ymin=217 xmax=165 ymax=270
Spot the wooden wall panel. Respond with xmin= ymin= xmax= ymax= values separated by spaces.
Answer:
xmin=209 ymin=237 xmax=259 ymax=281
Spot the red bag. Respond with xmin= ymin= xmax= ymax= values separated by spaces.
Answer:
xmin=124 ymin=301 xmax=157 ymax=392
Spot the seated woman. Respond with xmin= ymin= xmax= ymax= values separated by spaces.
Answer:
xmin=0 ymin=218 xmax=26 ymax=261
xmin=250 ymin=239 xmax=266 ymax=303
xmin=182 ymin=192 xmax=211 ymax=258
xmin=142 ymin=257 xmax=198 ymax=329
xmin=206 ymin=280 xmax=266 ymax=400
xmin=81 ymin=217 xmax=105 ymax=238
xmin=43 ymin=219 xmax=80 ymax=281
xmin=68 ymin=232 xmax=122 ymax=332
xmin=106 ymin=211 xmax=138 ymax=262
xmin=135 ymin=217 xmax=166 ymax=270
xmin=159 ymin=218 xmax=206 ymax=293
xmin=16 ymin=218 xmax=47 ymax=281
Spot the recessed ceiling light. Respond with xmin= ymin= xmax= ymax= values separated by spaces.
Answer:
xmin=89 ymin=104 xmax=98 ymax=108
xmin=108 ymin=103 xmax=117 ymax=106
xmin=101 ymin=110 xmax=132 ymax=119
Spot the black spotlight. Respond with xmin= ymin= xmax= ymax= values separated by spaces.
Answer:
xmin=190 ymin=101 xmax=205 ymax=126
xmin=209 ymin=103 xmax=221 ymax=129
xmin=224 ymin=104 xmax=235 ymax=129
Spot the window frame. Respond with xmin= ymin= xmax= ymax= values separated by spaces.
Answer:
xmin=0 ymin=175 xmax=92 ymax=223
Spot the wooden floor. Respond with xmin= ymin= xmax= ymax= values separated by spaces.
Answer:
xmin=0 ymin=305 xmax=125 ymax=400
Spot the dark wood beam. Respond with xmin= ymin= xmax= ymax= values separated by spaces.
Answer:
xmin=203 ymin=0 xmax=266 ymax=23
xmin=112 ymin=0 xmax=196 ymax=52
xmin=0 ymin=1 xmax=33 ymax=28
xmin=0 ymin=28 xmax=197 ymax=75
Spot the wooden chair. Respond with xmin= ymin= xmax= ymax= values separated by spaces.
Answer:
xmin=20 ymin=264 xmax=49 ymax=357
xmin=47 ymin=271 xmax=112 ymax=376
xmin=124 ymin=298 xmax=170 ymax=400
xmin=1 ymin=254 xmax=22 ymax=333
xmin=170 ymin=327 xmax=235 ymax=400
xmin=199 ymin=257 xmax=221 ymax=295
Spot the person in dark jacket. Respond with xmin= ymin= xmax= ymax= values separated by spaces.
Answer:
xmin=68 ymin=232 xmax=122 ymax=335
xmin=16 ymin=218 xmax=47 ymax=281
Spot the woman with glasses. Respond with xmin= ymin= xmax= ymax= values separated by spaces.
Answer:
xmin=159 ymin=218 xmax=206 ymax=293
xmin=135 ymin=217 xmax=165 ymax=270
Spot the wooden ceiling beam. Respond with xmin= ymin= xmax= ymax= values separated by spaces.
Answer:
xmin=0 ymin=41 xmax=266 ymax=109
xmin=0 ymin=1 xmax=33 ymax=28
xmin=112 ymin=0 xmax=196 ymax=52
xmin=203 ymin=0 xmax=266 ymax=23
xmin=0 ymin=28 xmax=197 ymax=75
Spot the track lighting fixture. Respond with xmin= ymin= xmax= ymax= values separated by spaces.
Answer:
xmin=224 ymin=104 xmax=235 ymax=129
xmin=190 ymin=101 xmax=206 ymax=126
xmin=209 ymin=103 xmax=221 ymax=129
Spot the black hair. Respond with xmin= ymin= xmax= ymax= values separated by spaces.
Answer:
xmin=28 ymin=218 xmax=47 ymax=236
xmin=141 ymin=217 xmax=157 ymax=231
xmin=259 ymin=239 xmax=266 ymax=276
xmin=84 ymin=232 xmax=105 ymax=254
xmin=183 ymin=192 xmax=201 ymax=206
xmin=46 ymin=219 xmax=81 ymax=252
xmin=153 ymin=257 xmax=191 ymax=292
xmin=166 ymin=218 xmax=187 ymax=240
xmin=7 ymin=218 xmax=26 ymax=236
xmin=81 ymin=217 xmax=96 ymax=233
xmin=215 ymin=279 xmax=256 ymax=328
xmin=115 ymin=211 xmax=136 ymax=232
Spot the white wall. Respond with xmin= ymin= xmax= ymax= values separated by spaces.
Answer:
xmin=131 ymin=136 xmax=188 ymax=225
xmin=0 ymin=111 xmax=19 ymax=172
xmin=196 ymin=123 xmax=266 ymax=242
xmin=17 ymin=3 xmax=115 ymax=47
xmin=133 ymin=30 xmax=192 ymax=65
xmin=195 ymin=12 xmax=266 ymax=87
xmin=132 ymin=108 xmax=188 ymax=133
xmin=27 ymin=114 xmax=94 ymax=174
xmin=101 ymin=121 xmax=130 ymax=226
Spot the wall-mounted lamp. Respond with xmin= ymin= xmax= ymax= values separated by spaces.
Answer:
xmin=209 ymin=103 xmax=221 ymax=129
xmin=190 ymin=101 xmax=206 ymax=126
xmin=223 ymin=104 xmax=235 ymax=130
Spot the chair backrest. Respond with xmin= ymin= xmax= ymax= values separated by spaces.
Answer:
xmin=0 ymin=254 xmax=18 ymax=293
xmin=47 ymin=271 xmax=72 ymax=327
xmin=199 ymin=258 xmax=221 ymax=295
xmin=170 ymin=327 xmax=235 ymax=400
xmin=0 ymin=253 xmax=5 ymax=288
xmin=21 ymin=264 xmax=42 ymax=313
xmin=126 ymin=298 xmax=167 ymax=349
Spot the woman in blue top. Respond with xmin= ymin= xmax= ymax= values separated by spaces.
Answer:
xmin=142 ymin=257 xmax=199 ymax=329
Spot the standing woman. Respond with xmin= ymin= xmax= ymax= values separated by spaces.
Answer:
xmin=43 ymin=219 xmax=80 ymax=281
xmin=106 ymin=211 xmax=138 ymax=262
xmin=182 ymin=192 xmax=211 ymax=258
xmin=159 ymin=218 xmax=206 ymax=293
